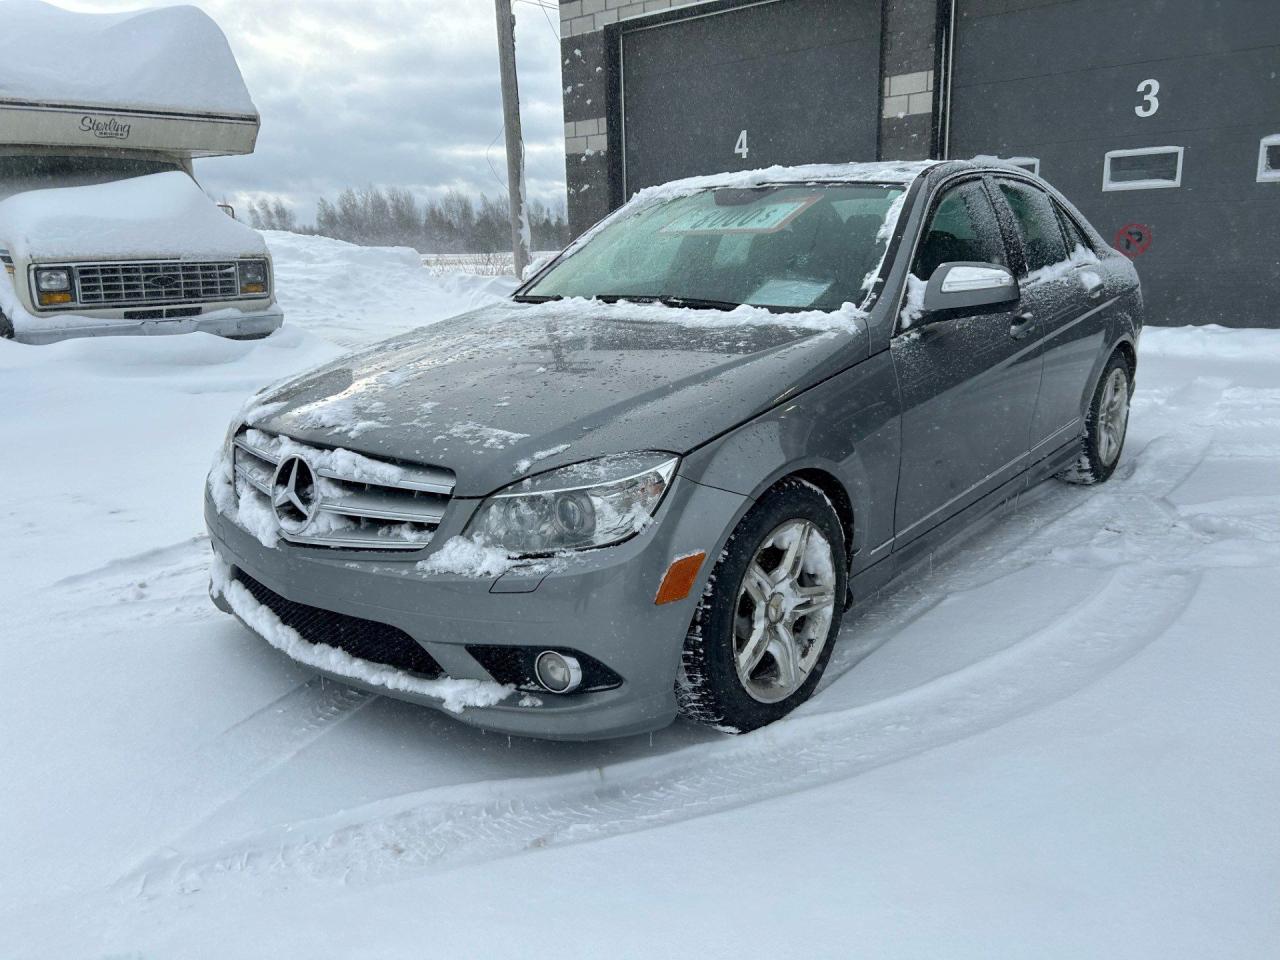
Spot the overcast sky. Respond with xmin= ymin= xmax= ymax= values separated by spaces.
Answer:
xmin=59 ymin=0 xmax=568 ymax=223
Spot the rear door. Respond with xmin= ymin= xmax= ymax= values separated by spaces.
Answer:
xmin=890 ymin=177 xmax=1043 ymax=544
xmin=992 ymin=178 xmax=1114 ymax=456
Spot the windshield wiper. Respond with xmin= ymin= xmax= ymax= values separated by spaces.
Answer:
xmin=596 ymin=294 xmax=742 ymax=311
xmin=512 ymin=293 xmax=562 ymax=303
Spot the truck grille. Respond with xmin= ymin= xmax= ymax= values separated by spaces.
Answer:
xmin=235 ymin=569 xmax=444 ymax=678
xmin=232 ymin=427 xmax=454 ymax=551
xmin=76 ymin=260 xmax=241 ymax=306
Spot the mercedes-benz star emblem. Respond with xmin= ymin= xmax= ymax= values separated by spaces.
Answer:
xmin=271 ymin=455 xmax=320 ymax=533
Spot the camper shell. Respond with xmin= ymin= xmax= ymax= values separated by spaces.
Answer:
xmin=0 ymin=0 xmax=282 ymax=344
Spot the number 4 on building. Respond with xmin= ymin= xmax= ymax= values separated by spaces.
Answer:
xmin=734 ymin=129 xmax=749 ymax=159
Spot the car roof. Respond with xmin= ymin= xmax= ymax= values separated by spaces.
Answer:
xmin=630 ymin=160 xmax=941 ymax=204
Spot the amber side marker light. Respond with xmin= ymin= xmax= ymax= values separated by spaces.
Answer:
xmin=655 ymin=551 xmax=706 ymax=605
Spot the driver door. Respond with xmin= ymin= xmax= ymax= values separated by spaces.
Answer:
xmin=890 ymin=177 xmax=1044 ymax=544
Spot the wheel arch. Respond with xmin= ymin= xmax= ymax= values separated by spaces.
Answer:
xmin=767 ymin=467 xmax=856 ymax=569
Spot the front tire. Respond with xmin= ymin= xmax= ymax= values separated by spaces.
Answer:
xmin=677 ymin=478 xmax=848 ymax=733
xmin=1059 ymin=352 xmax=1132 ymax=485
xmin=0 ymin=306 xmax=13 ymax=340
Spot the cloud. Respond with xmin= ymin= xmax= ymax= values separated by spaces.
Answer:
xmin=55 ymin=0 xmax=567 ymax=222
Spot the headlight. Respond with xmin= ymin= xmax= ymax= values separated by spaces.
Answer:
xmin=35 ymin=268 xmax=71 ymax=292
xmin=238 ymin=259 xmax=269 ymax=295
xmin=466 ymin=452 xmax=679 ymax=556
xmin=34 ymin=267 xmax=74 ymax=305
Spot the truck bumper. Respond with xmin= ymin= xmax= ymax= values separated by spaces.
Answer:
xmin=13 ymin=304 xmax=284 ymax=345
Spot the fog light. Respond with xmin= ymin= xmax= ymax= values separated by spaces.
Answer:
xmin=534 ymin=650 xmax=582 ymax=694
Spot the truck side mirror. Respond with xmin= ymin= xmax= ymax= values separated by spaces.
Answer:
xmin=217 ymin=203 xmax=236 ymax=220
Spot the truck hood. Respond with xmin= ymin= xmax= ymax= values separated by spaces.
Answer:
xmin=0 ymin=171 xmax=266 ymax=263
xmin=250 ymin=299 xmax=868 ymax=497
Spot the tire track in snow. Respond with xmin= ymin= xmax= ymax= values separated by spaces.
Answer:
xmin=122 ymin=564 xmax=1195 ymax=898
xmin=116 ymin=375 xmax=1276 ymax=897
xmin=117 ymin=678 xmax=375 ymax=887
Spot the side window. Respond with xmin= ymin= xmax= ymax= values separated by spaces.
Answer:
xmin=997 ymin=180 xmax=1068 ymax=273
xmin=911 ymin=181 xmax=1007 ymax=281
xmin=1054 ymin=202 xmax=1092 ymax=255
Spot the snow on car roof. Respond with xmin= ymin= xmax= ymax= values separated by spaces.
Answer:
xmin=0 ymin=0 xmax=256 ymax=118
xmin=629 ymin=160 xmax=939 ymax=205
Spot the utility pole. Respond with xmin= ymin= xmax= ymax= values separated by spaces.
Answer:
xmin=494 ymin=0 xmax=531 ymax=279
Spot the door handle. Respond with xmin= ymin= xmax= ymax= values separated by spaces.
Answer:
xmin=1010 ymin=312 xmax=1034 ymax=340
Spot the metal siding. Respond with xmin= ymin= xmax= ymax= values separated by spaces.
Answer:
xmin=948 ymin=0 xmax=1280 ymax=326
xmin=619 ymin=0 xmax=883 ymax=196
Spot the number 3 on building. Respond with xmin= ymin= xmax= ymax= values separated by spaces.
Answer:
xmin=734 ymin=130 xmax=749 ymax=159
xmin=1135 ymin=79 xmax=1159 ymax=118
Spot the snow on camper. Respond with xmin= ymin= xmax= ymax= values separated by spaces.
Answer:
xmin=0 ymin=0 xmax=282 ymax=343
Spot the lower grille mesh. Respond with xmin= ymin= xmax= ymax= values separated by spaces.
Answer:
xmin=235 ymin=570 xmax=443 ymax=678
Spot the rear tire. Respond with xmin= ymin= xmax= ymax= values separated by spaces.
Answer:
xmin=1058 ymin=351 xmax=1132 ymax=485
xmin=676 ymin=478 xmax=848 ymax=733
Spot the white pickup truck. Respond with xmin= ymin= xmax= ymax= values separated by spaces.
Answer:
xmin=0 ymin=0 xmax=282 ymax=344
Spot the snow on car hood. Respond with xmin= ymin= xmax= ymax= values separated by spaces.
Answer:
xmin=0 ymin=171 xmax=267 ymax=263
xmin=247 ymin=300 xmax=869 ymax=497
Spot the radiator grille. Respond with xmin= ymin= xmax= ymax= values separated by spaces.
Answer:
xmin=76 ymin=260 xmax=240 ymax=306
xmin=232 ymin=428 xmax=454 ymax=551
xmin=235 ymin=569 xmax=443 ymax=678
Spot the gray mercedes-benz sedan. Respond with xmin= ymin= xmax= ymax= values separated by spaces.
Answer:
xmin=206 ymin=159 xmax=1142 ymax=740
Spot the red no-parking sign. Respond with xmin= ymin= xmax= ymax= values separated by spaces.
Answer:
xmin=1113 ymin=222 xmax=1154 ymax=258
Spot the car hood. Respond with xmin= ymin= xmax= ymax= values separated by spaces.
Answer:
xmin=250 ymin=300 xmax=868 ymax=496
xmin=0 ymin=171 xmax=267 ymax=263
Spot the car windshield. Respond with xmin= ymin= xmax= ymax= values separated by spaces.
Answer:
xmin=523 ymin=183 xmax=904 ymax=312
xmin=0 ymin=155 xmax=183 ymax=201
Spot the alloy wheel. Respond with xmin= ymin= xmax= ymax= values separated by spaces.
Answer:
xmin=732 ymin=519 xmax=838 ymax=704
xmin=1098 ymin=367 xmax=1130 ymax=466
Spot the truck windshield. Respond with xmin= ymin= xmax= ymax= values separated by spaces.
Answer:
xmin=522 ymin=183 xmax=904 ymax=312
xmin=0 ymin=155 xmax=183 ymax=201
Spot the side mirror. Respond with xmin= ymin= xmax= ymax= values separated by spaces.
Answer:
xmin=922 ymin=261 xmax=1018 ymax=316
xmin=217 ymin=203 xmax=236 ymax=220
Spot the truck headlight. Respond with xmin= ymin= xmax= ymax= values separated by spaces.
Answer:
xmin=238 ymin=259 xmax=269 ymax=295
xmin=466 ymin=452 xmax=679 ymax=556
xmin=34 ymin=267 xmax=73 ymax=305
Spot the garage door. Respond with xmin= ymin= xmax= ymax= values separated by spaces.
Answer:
xmin=947 ymin=0 xmax=1280 ymax=327
xmin=619 ymin=0 xmax=883 ymax=197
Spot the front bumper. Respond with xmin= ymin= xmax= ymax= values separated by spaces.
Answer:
xmin=13 ymin=303 xmax=284 ymax=345
xmin=205 ymin=473 xmax=749 ymax=741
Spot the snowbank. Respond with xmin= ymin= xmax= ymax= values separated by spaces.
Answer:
xmin=3 ymin=227 xmax=1279 ymax=958
xmin=0 ymin=0 xmax=256 ymax=117
xmin=264 ymin=231 xmax=518 ymax=348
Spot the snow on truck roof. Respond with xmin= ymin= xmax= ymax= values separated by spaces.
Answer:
xmin=0 ymin=0 xmax=256 ymax=119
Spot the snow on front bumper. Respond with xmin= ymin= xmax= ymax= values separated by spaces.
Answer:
xmin=10 ymin=303 xmax=283 ymax=345
xmin=209 ymin=554 xmax=514 ymax=714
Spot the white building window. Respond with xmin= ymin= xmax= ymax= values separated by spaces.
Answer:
xmin=1258 ymin=134 xmax=1280 ymax=182
xmin=1103 ymin=146 xmax=1184 ymax=191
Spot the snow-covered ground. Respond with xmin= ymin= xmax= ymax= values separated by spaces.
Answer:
xmin=1 ymin=234 xmax=1277 ymax=958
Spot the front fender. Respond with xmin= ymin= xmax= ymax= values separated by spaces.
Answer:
xmin=678 ymin=350 xmax=902 ymax=570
